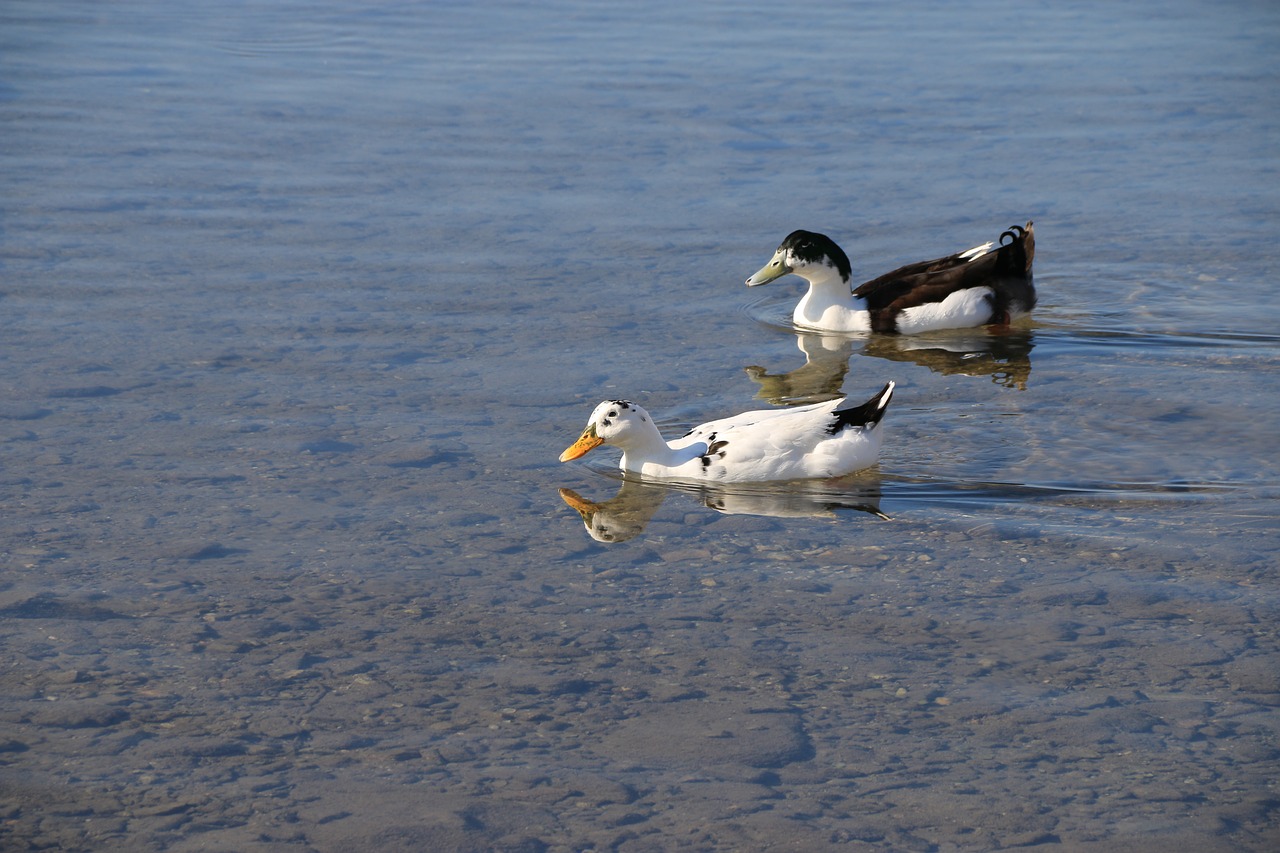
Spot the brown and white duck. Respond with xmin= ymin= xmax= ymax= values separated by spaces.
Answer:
xmin=746 ymin=222 xmax=1035 ymax=334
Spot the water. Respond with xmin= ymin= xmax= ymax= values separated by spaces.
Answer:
xmin=3 ymin=1 xmax=1278 ymax=850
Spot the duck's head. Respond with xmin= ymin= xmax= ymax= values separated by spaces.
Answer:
xmin=559 ymin=400 xmax=653 ymax=461
xmin=746 ymin=230 xmax=852 ymax=287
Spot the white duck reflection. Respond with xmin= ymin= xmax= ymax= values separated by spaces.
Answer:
xmin=559 ymin=473 xmax=886 ymax=544
xmin=559 ymin=480 xmax=668 ymax=544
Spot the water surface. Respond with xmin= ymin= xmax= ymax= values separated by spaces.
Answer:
xmin=2 ymin=1 xmax=1278 ymax=850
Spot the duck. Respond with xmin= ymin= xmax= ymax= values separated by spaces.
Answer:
xmin=558 ymin=382 xmax=894 ymax=483
xmin=746 ymin=222 xmax=1035 ymax=334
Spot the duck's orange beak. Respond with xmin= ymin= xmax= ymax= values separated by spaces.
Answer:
xmin=559 ymin=424 xmax=603 ymax=462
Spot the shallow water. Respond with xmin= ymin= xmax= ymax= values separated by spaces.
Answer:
xmin=3 ymin=1 xmax=1279 ymax=850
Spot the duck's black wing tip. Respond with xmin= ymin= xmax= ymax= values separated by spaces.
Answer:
xmin=827 ymin=381 xmax=895 ymax=434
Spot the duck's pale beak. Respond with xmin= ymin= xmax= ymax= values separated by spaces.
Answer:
xmin=746 ymin=249 xmax=791 ymax=287
xmin=559 ymin=424 xmax=604 ymax=462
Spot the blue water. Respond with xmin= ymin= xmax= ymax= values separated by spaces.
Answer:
xmin=3 ymin=1 xmax=1278 ymax=850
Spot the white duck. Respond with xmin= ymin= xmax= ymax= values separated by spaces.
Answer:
xmin=559 ymin=382 xmax=894 ymax=482
xmin=746 ymin=222 xmax=1035 ymax=334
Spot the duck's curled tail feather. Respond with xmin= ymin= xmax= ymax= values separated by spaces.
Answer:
xmin=998 ymin=221 xmax=1035 ymax=277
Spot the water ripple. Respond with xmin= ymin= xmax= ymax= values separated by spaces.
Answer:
xmin=1035 ymin=323 xmax=1280 ymax=351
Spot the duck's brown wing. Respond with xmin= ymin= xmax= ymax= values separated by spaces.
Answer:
xmin=853 ymin=223 xmax=1035 ymax=332
xmin=852 ymin=250 xmax=996 ymax=310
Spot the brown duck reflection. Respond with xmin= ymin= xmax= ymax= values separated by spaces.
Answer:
xmin=745 ymin=333 xmax=855 ymax=405
xmin=861 ymin=329 xmax=1034 ymax=390
xmin=559 ymin=473 xmax=886 ymax=544
xmin=747 ymin=330 xmax=1034 ymax=404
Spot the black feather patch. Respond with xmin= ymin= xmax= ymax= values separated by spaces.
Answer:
xmin=781 ymin=230 xmax=852 ymax=283
xmin=826 ymin=383 xmax=893 ymax=434
xmin=699 ymin=439 xmax=729 ymax=468
xmin=601 ymin=400 xmax=635 ymax=428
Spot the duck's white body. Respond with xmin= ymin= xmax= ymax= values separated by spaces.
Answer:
xmin=559 ymin=382 xmax=894 ymax=483
xmin=791 ymin=278 xmax=998 ymax=334
xmin=747 ymin=224 xmax=1036 ymax=334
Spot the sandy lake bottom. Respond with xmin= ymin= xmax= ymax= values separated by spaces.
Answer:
xmin=3 ymin=1 xmax=1279 ymax=850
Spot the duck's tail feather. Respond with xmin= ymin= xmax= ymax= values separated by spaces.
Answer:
xmin=996 ymin=221 xmax=1035 ymax=276
xmin=827 ymin=381 xmax=895 ymax=434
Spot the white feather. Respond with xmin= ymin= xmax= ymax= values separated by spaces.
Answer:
xmin=896 ymin=287 xmax=995 ymax=335
xmin=958 ymin=241 xmax=994 ymax=261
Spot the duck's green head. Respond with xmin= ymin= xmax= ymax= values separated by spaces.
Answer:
xmin=746 ymin=230 xmax=851 ymax=286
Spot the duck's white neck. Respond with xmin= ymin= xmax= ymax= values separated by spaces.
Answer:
xmin=793 ymin=267 xmax=869 ymax=330
xmin=616 ymin=422 xmax=702 ymax=473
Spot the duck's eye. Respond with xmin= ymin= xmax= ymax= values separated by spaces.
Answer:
xmin=608 ymin=410 xmax=618 ymax=418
